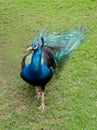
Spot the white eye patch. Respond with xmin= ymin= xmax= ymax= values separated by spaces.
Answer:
xmin=34 ymin=44 xmax=38 ymax=50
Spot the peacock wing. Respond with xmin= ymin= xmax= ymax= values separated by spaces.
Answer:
xmin=41 ymin=47 xmax=56 ymax=69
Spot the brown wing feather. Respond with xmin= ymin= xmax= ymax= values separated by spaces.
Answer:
xmin=42 ymin=47 xmax=56 ymax=68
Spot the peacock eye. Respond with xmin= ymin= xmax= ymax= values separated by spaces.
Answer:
xmin=34 ymin=44 xmax=38 ymax=50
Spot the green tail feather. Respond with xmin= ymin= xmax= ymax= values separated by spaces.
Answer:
xmin=35 ymin=27 xmax=85 ymax=62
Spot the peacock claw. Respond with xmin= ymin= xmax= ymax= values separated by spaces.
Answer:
xmin=39 ymin=103 xmax=46 ymax=111
xmin=35 ymin=95 xmax=39 ymax=99
xmin=35 ymin=91 xmax=42 ymax=99
xmin=35 ymin=94 xmax=40 ymax=99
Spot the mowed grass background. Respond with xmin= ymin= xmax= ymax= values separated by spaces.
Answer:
xmin=0 ymin=0 xmax=97 ymax=129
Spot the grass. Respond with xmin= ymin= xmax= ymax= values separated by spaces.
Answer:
xmin=0 ymin=0 xmax=97 ymax=129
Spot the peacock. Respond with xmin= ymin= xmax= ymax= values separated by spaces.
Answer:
xmin=20 ymin=27 xmax=85 ymax=110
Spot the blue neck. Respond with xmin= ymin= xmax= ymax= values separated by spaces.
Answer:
xmin=30 ymin=48 xmax=42 ymax=73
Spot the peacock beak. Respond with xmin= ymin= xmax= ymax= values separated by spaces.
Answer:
xmin=26 ymin=46 xmax=33 ymax=52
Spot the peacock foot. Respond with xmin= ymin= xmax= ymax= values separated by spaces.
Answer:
xmin=35 ymin=87 xmax=42 ymax=99
xmin=39 ymin=103 xmax=46 ymax=111
xmin=35 ymin=92 xmax=41 ymax=99
xmin=35 ymin=91 xmax=42 ymax=99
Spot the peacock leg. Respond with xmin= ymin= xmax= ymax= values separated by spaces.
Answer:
xmin=35 ymin=87 xmax=41 ymax=99
xmin=39 ymin=91 xmax=46 ymax=111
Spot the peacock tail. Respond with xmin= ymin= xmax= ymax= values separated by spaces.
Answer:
xmin=35 ymin=27 xmax=85 ymax=62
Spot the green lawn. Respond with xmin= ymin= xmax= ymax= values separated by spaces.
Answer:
xmin=0 ymin=0 xmax=97 ymax=130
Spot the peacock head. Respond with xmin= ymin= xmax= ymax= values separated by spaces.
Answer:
xmin=27 ymin=37 xmax=44 ymax=52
